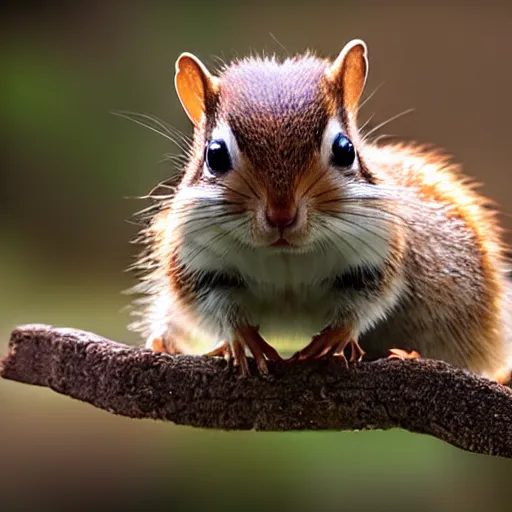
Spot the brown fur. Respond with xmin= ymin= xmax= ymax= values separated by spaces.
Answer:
xmin=218 ymin=56 xmax=329 ymax=206
xmin=359 ymin=144 xmax=510 ymax=376
xmin=132 ymin=45 xmax=511 ymax=382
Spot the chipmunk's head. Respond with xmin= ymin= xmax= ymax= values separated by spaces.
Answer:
xmin=172 ymin=40 xmax=392 ymax=265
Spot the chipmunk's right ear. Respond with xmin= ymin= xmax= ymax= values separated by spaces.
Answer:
xmin=325 ymin=39 xmax=368 ymax=118
xmin=175 ymin=53 xmax=219 ymax=125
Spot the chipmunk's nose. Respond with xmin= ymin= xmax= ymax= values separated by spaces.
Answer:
xmin=265 ymin=205 xmax=298 ymax=229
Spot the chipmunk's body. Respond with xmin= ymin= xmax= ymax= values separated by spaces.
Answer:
xmin=132 ymin=40 xmax=512 ymax=381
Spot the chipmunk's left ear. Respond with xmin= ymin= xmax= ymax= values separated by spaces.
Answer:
xmin=325 ymin=39 xmax=368 ymax=117
xmin=175 ymin=53 xmax=219 ymax=125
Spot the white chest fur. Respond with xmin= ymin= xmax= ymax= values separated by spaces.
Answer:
xmin=179 ymin=228 xmax=390 ymax=349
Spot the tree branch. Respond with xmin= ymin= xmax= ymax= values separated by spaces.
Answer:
xmin=1 ymin=324 xmax=512 ymax=458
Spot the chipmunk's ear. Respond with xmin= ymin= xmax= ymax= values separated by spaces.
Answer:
xmin=325 ymin=39 xmax=368 ymax=117
xmin=175 ymin=53 xmax=219 ymax=125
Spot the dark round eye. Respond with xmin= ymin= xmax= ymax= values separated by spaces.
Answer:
xmin=205 ymin=139 xmax=232 ymax=176
xmin=331 ymin=133 xmax=356 ymax=168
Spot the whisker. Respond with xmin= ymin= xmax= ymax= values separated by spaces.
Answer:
xmin=299 ymin=167 xmax=329 ymax=200
xmin=342 ymin=209 xmax=410 ymax=227
xmin=177 ymin=205 xmax=245 ymax=219
xmin=324 ymin=220 xmax=387 ymax=264
xmin=134 ymin=202 xmax=163 ymax=217
xmin=134 ymin=201 xmax=242 ymax=227
xmin=235 ymin=171 xmax=261 ymax=199
xmin=363 ymin=108 xmax=415 ymax=139
xmin=216 ymin=182 xmax=252 ymax=200
xmin=269 ymin=32 xmax=289 ymax=54
xmin=160 ymin=153 xmax=188 ymax=165
xmin=310 ymin=185 xmax=340 ymax=200
xmin=318 ymin=182 xmax=429 ymax=208
xmin=181 ymin=216 xmax=240 ymax=246
xmin=111 ymin=110 xmax=191 ymax=153
xmin=185 ymin=219 xmax=250 ymax=267
xmin=127 ymin=111 xmax=192 ymax=148
xmin=316 ymin=220 xmax=359 ymax=260
xmin=319 ymin=202 xmax=412 ymax=227
xmin=359 ymin=82 xmax=384 ymax=110
xmin=144 ymin=191 xmax=176 ymax=201
xmin=182 ymin=211 xmax=246 ymax=233
xmin=146 ymin=182 xmax=179 ymax=198
xmin=157 ymin=182 xmax=179 ymax=191
xmin=211 ymin=54 xmax=229 ymax=71
xmin=172 ymin=199 xmax=246 ymax=214
xmin=323 ymin=212 xmax=391 ymax=244
xmin=359 ymin=113 xmax=375 ymax=133
xmin=170 ymin=209 xmax=228 ymax=222
xmin=370 ymin=134 xmax=395 ymax=145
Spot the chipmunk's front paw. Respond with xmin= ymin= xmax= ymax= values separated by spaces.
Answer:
xmin=205 ymin=326 xmax=282 ymax=377
xmin=290 ymin=325 xmax=363 ymax=366
xmin=387 ymin=348 xmax=421 ymax=360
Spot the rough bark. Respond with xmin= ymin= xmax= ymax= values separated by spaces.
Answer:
xmin=1 ymin=324 xmax=512 ymax=458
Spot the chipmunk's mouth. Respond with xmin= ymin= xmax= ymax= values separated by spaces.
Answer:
xmin=270 ymin=238 xmax=292 ymax=248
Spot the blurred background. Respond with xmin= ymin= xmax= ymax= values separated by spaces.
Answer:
xmin=1 ymin=0 xmax=512 ymax=510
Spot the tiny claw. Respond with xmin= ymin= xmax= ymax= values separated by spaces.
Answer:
xmin=255 ymin=357 xmax=269 ymax=376
xmin=349 ymin=338 xmax=366 ymax=363
xmin=387 ymin=348 xmax=421 ymax=360
xmin=204 ymin=340 xmax=232 ymax=359
xmin=333 ymin=352 xmax=349 ymax=368
xmin=313 ymin=343 xmax=338 ymax=360
xmin=291 ymin=325 xmax=355 ymax=363
xmin=232 ymin=340 xmax=250 ymax=377
xmin=235 ymin=325 xmax=281 ymax=376
xmin=204 ymin=327 xmax=279 ymax=377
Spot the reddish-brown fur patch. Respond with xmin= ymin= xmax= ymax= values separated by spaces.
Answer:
xmin=362 ymin=143 xmax=508 ymax=374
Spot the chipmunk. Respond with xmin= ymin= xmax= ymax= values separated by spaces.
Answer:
xmin=130 ymin=39 xmax=512 ymax=383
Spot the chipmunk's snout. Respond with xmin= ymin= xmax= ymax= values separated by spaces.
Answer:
xmin=265 ymin=204 xmax=298 ymax=230
xmin=260 ymin=199 xmax=306 ymax=248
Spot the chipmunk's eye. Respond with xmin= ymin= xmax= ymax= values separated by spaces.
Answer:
xmin=205 ymin=139 xmax=232 ymax=176
xmin=331 ymin=133 xmax=356 ymax=168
